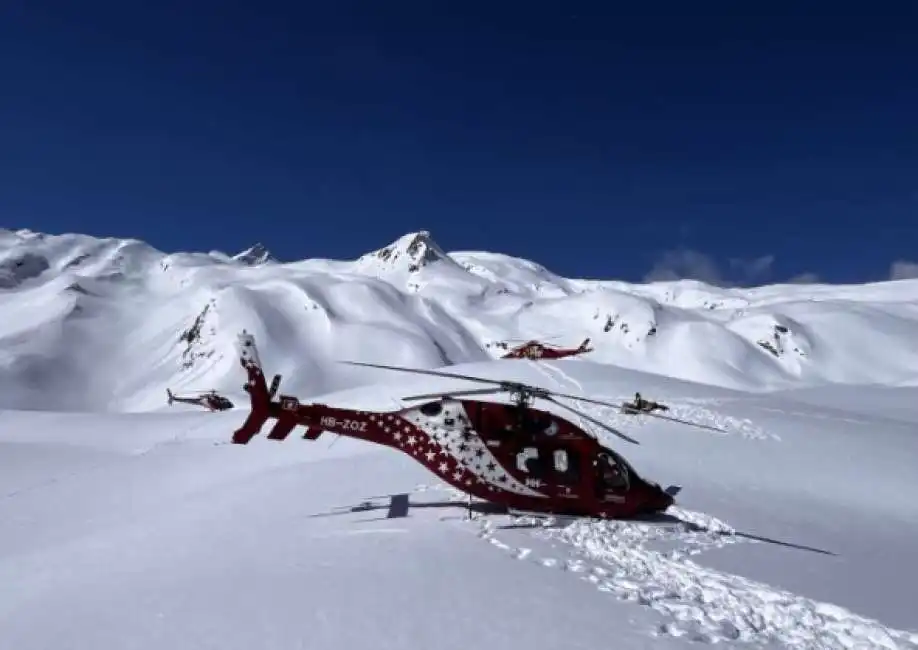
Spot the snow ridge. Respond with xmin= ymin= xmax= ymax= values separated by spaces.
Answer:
xmin=2 ymin=227 xmax=918 ymax=412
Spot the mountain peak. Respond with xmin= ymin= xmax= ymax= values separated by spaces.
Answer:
xmin=360 ymin=230 xmax=451 ymax=273
xmin=232 ymin=243 xmax=275 ymax=266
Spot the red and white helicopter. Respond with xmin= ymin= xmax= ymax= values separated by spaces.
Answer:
xmin=494 ymin=337 xmax=593 ymax=360
xmin=231 ymin=332 xmax=723 ymax=519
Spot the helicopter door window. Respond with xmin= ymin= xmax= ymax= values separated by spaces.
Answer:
xmin=553 ymin=449 xmax=568 ymax=472
xmin=516 ymin=447 xmax=546 ymax=478
xmin=550 ymin=447 xmax=580 ymax=485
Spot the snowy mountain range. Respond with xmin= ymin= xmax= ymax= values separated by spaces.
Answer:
xmin=3 ymin=227 xmax=918 ymax=649
xmin=1 ymin=226 xmax=916 ymax=412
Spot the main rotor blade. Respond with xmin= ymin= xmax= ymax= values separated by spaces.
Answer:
xmin=343 ymin=360 xmax=710 ymax=433
xmin=543 ymin=395 xmax=640 ymax=445
xmin=544 ymin=389 xmax=624 ymax=411
xmin=340 ymin=361 xmax=505 ymax=387
xmin=641 ymin=411 xmax=727 ymax=433
xmin=401 ymin=387 xmax=505 ymax=401
xmin=549 ymin=386 xmax=726 ymax=433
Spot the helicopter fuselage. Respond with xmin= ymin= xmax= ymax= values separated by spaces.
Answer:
xmin=171 ymin=395 xmax=234 ymax=412
xmin=501 ymin=338 xmax=593 ymax=360
xmin=234 ymin=387 xmax=673 ymax=519
xmin=231 ymin=330 xmax=673 ymax=519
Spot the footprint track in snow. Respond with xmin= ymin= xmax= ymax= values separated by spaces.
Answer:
xmin=474 ymin=507 xmax=918 ymax=649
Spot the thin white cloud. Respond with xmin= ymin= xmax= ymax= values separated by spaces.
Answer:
xmin=643 ymin=249 xmax=817 ymax=287
xmin=787 ymin=272 xmax=821 ymax=284
xmin=729 ymin=255 xmax=775 ymax=282
xmin=646 ymin=250 xmax=916 ymax=286
xmin=889 ymin=260 xmax=918 ymax=280
xmin=643 ymin=249 xmax=725 ymax=285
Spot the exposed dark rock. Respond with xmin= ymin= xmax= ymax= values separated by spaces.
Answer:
xmin=233 ymin=243 xmax=275 ymax=266
xmin=179 ymin=302 xmax=216 ymax=369
xmin=0 ymin=252 xmax=50 ymax=289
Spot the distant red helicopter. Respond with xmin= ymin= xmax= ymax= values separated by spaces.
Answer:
xmin=497 ymin=337 xmax=593 ymax=360
xmin=166 ymin=388 xmax=234 ymax=412
xmin=230 ymin=332 xmax=722 ymax=519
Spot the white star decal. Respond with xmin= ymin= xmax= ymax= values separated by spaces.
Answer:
xmin=396 ymin=400 xmax=546 ymax=499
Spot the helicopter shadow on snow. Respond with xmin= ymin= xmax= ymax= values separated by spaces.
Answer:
xmin=307 ymin=492 xmax=577 ymax=529
xmin=309 ymin=493 xmax=508 ymax=522
xmin=307 ymin=494 xmax=839 ymax=555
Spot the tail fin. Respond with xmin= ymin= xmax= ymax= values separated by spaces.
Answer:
xmin=166 ymin=388 xmax=174 ymax=405
xmin=233 ymin=331 xmax=274 ymax=444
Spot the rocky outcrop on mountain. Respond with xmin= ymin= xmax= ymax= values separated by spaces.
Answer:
xmin=232 ymin=243 xmax=275 ymax=266
xmin=757 ymin=323 xmax=807 ymax=359
xmin=358 ymin=231 xmax=458 ymax=274
xmin=179 ymin=301 xmax=217 ymax=370
xmin=0 ymin=252 xmax=50 ymax=289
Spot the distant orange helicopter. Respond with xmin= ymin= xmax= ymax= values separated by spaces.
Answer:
xmin=230 ymin=331 xmax=722 ymax=519
xmin=495 ymin=337 xmax=593 ymax=360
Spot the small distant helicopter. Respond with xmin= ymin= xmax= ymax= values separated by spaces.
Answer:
xmin=496 ymin=337 xmax=593 ymax=360
xmin=620 ymin=392 xmax=670 ymax=415
xmin=230 ymin=331 xmax=723 ymax=519
xmin=166 ymin=388 xmax=234 ymax=412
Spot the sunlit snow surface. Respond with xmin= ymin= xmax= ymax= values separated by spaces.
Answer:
xmin=2 ymin=228 xmax=918 ymax=648
xmin=2 ymin=228 xmax=918 ymax=413
xmin=2 ymin=370 xmax=918 ymax=649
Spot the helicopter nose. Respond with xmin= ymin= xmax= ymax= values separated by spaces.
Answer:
xmin=646 ymin=485 xmax=675 ymax=512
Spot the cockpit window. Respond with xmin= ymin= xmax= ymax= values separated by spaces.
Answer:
xmin=595 ymin=451 xmax=629 ymax=491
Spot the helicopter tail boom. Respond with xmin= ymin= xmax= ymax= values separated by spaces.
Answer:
xmin=233 ymin=331 xmax=283 ymax=444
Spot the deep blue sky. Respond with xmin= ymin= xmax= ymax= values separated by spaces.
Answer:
xmin=1 ymin=1 xmax=915 ymax=284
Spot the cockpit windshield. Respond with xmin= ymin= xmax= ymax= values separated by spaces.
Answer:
xmin=594 ymin=447 xmax=631 ymax=491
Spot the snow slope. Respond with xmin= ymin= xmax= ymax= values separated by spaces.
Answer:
xmin=2 ymin=227 xmax=918 ymax=648
xmin=2 ymin=364 xmax=918 ymax=649
xmin=1 ymin=227 xmax=918 ymax=412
